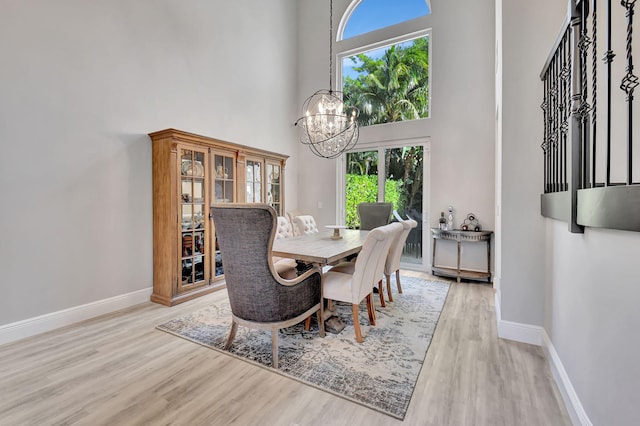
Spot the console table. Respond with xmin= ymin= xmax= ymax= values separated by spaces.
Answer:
xmin=431 ymin=228 xmax=493 ymax=283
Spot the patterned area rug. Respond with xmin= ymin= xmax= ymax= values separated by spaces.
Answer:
xmin=156 ymin=276 xmax=450 ymax=420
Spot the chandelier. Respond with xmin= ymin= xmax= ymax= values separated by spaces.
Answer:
xmin=295 ymin=0 xmax=359 ymax=159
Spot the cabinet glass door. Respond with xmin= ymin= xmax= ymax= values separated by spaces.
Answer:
xmin=212 ymin=152 xmax=235 ymax=278
xmin=213 ymin=153 xmax=235 ymax=203
xmin=267 ymin=162 xmax=282 ymax=215
xmin=179 ymin=148 xmax=209 ymax=291
xmin=246 ymin=159 xmax=262 ymax=203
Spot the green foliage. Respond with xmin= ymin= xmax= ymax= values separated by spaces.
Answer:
xmin=384 ymin=179 xmax=402 ymax=211
xmin=345 ymin=174 xmax=404 ymax=229
xmin=343 ymin=36 xmax=430 ymax=127
xmin=345 ymin=174 xmax=377 ymax=228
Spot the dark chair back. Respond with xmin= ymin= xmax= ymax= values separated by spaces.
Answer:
xmin=357 ymin=202 xmax=393 ymax=230
xmin=211 ymin=204 xmax=321 ymax=323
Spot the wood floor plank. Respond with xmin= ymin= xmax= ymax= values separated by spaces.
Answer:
xmin=0 ymin=272 xmax=571 ymax=426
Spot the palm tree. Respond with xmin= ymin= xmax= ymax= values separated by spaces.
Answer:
xmin=346 ymin=150 xmax=378 ymax=175
xmin=343 ymin=37 xmax=429 ymax=126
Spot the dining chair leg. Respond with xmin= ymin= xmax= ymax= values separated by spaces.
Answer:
xmin=377 ymin=279 xmax=386 ymax=307
xmin=317 ymin=309 xmax=325 ymax=337
xmin=366 ymin=294 xmax=376 ymax=326
xmin=272 ymin=329 xmax=279 ymax=369
xmin=385 ymin=273 xmax=394 ymax=302
xmin=352 ymin=304 xmax=363 ymax=343
xmin=224 ymin=319 xmax=238 ymax=349
xmin=304 ymin=316 xmax=311 ymax=331
xmin=396 ymin=270 xmax=403 ymax=294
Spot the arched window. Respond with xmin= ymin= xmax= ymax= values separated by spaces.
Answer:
xmin=341 ymin=0 xmax=430 ymax=40
xmin=338 ymin=1 xmax=431 ymax=128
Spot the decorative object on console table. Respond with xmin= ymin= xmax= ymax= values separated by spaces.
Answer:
xmin=430 ymin=228 xmax=492 ymax=283
xmin=446 ymin=205 xmax=455 ymax=230
xmin=438 ymin=212 xmax=447 ymax=230
xmin=460 ymin=213 xmax=481 ymax=231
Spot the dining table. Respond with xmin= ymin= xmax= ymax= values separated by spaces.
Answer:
xmin=272 ymin=228 xmax=369 ymax=333
xmin=272 ymin=228 xmax=369 ymax=267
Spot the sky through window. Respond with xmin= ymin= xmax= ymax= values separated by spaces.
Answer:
xmin=342 ymin=0 xmax=430 ymax=40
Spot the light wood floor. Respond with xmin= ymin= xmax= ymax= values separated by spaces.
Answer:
xmin=0 ymin=271 xmax=571 ymax=426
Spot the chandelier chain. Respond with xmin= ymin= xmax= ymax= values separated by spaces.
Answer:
xmin=329 ymin=0 xmax=333 ymax=91
xmin=294 ymin=0 xmax=359 ymax=159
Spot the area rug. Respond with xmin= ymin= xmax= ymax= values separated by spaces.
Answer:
xmin=156 ymin=276 xmax=450 ymax=420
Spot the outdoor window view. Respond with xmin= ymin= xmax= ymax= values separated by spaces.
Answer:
xmin=340 ymin=0 xmax=431 ymax=128
xmin=342 ymin=36 xmax=430 ymax=127
xmin=340 ymin=0 xmax=429 ymax=265
xmin=346 ymin=147 xmax=424 ymax=264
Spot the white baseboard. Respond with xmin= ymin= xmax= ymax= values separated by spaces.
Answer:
xmin=493 ymin=293 xmax=592 ymax=426
xmin=542 ymin=331 xmax=593 ymax=426
xmin=0 ymin=287 xmax=153 ymax=346
xmin=497 ymin=319 xmax=544 ymax=346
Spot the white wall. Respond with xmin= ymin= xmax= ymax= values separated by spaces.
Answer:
xmin=502 ymin=1 xmax=640 ymax=423
xmin=296 ymin=0 xmax=496 ymax=271
xmin=546 ymin=222 xmax=640 ymax=425
xmin=0 ymin=0 xmax=300 ymax=326
xmin=500 ymin=0 xmax=566 ymax=326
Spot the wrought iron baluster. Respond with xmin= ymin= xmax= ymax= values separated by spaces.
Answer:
xmin=578 ymin=0 xmax=592 ymax=190
xmin=542 ymin=73 xmax=550 ymax=192
xmin=620 ymin=0 xmax=638 ymax=185
xmin=591 ymin=0 xmax=598 ymax=187
xmin=562 ymin=39 xmax=568 ymax=193
xmin=603 ymin=0 xmax=615 ymax=186
xmin=552 ymin=54 xmax=557 ymax=192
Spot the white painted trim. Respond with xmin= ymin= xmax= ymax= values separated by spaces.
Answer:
xmin=542 ymin=331 xmax=593 ymax=426
xmin=0 ymin=287 xmax=153 ymax=346
xmin=337 ymin=0 xmax=362 ymax=41
xmin=494 ymin=285 xmax=501 ymax=322
xmin=497 ymin=319 xmax=544 ymax=346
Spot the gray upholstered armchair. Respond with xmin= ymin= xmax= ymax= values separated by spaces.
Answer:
xmin=357 ymin=202 xmax=393 ymax=230
xmin=210 ymin=203 xmax=324 ymax=368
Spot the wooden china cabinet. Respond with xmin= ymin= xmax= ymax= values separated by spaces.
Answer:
xmin=149 ymin=128 xmax=288 ymax=306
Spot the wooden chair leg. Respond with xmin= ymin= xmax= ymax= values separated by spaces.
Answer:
xmin=271 ymin=329 xmax=279 ymax=369
xmin=352 ymin=304 xmax=363 ymax=343
xmin=366 ymin=294 xmax=376 ymax=325
xmin=304 ymin=316 xmax=311 ymax=331
xmin=386 ymin=273 xmax=394 ymax=302
xmin=378 ymin=279 xmax=386 ymax=307
xmin=224 ymin=320 xmax=238 ymax=350
xmin=396 ymin=270 xmax=403 ymax=294
xmin=317 ymin=309 xmax=325 ymax=337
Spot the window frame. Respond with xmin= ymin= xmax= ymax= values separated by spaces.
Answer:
xmin=335 ymin=137 xmax=432 ymax=271
xmin=337 ymin=28 xmax=432 ymax=126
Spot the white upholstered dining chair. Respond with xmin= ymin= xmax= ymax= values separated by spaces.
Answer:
xmin=322 ymin=222 xmax=400 ymax=343
xmin=383 ymin=218 xmax=418 ymax=302
xmin=273 ymin=216 xmax=297 ymax=279
xmin=328 ymin=222 xmax=403 ymax=308
xmin=286 ymin=210 xmax=304 ymax=236
xmin=293 ymin=215 xmax=318 ymax=235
